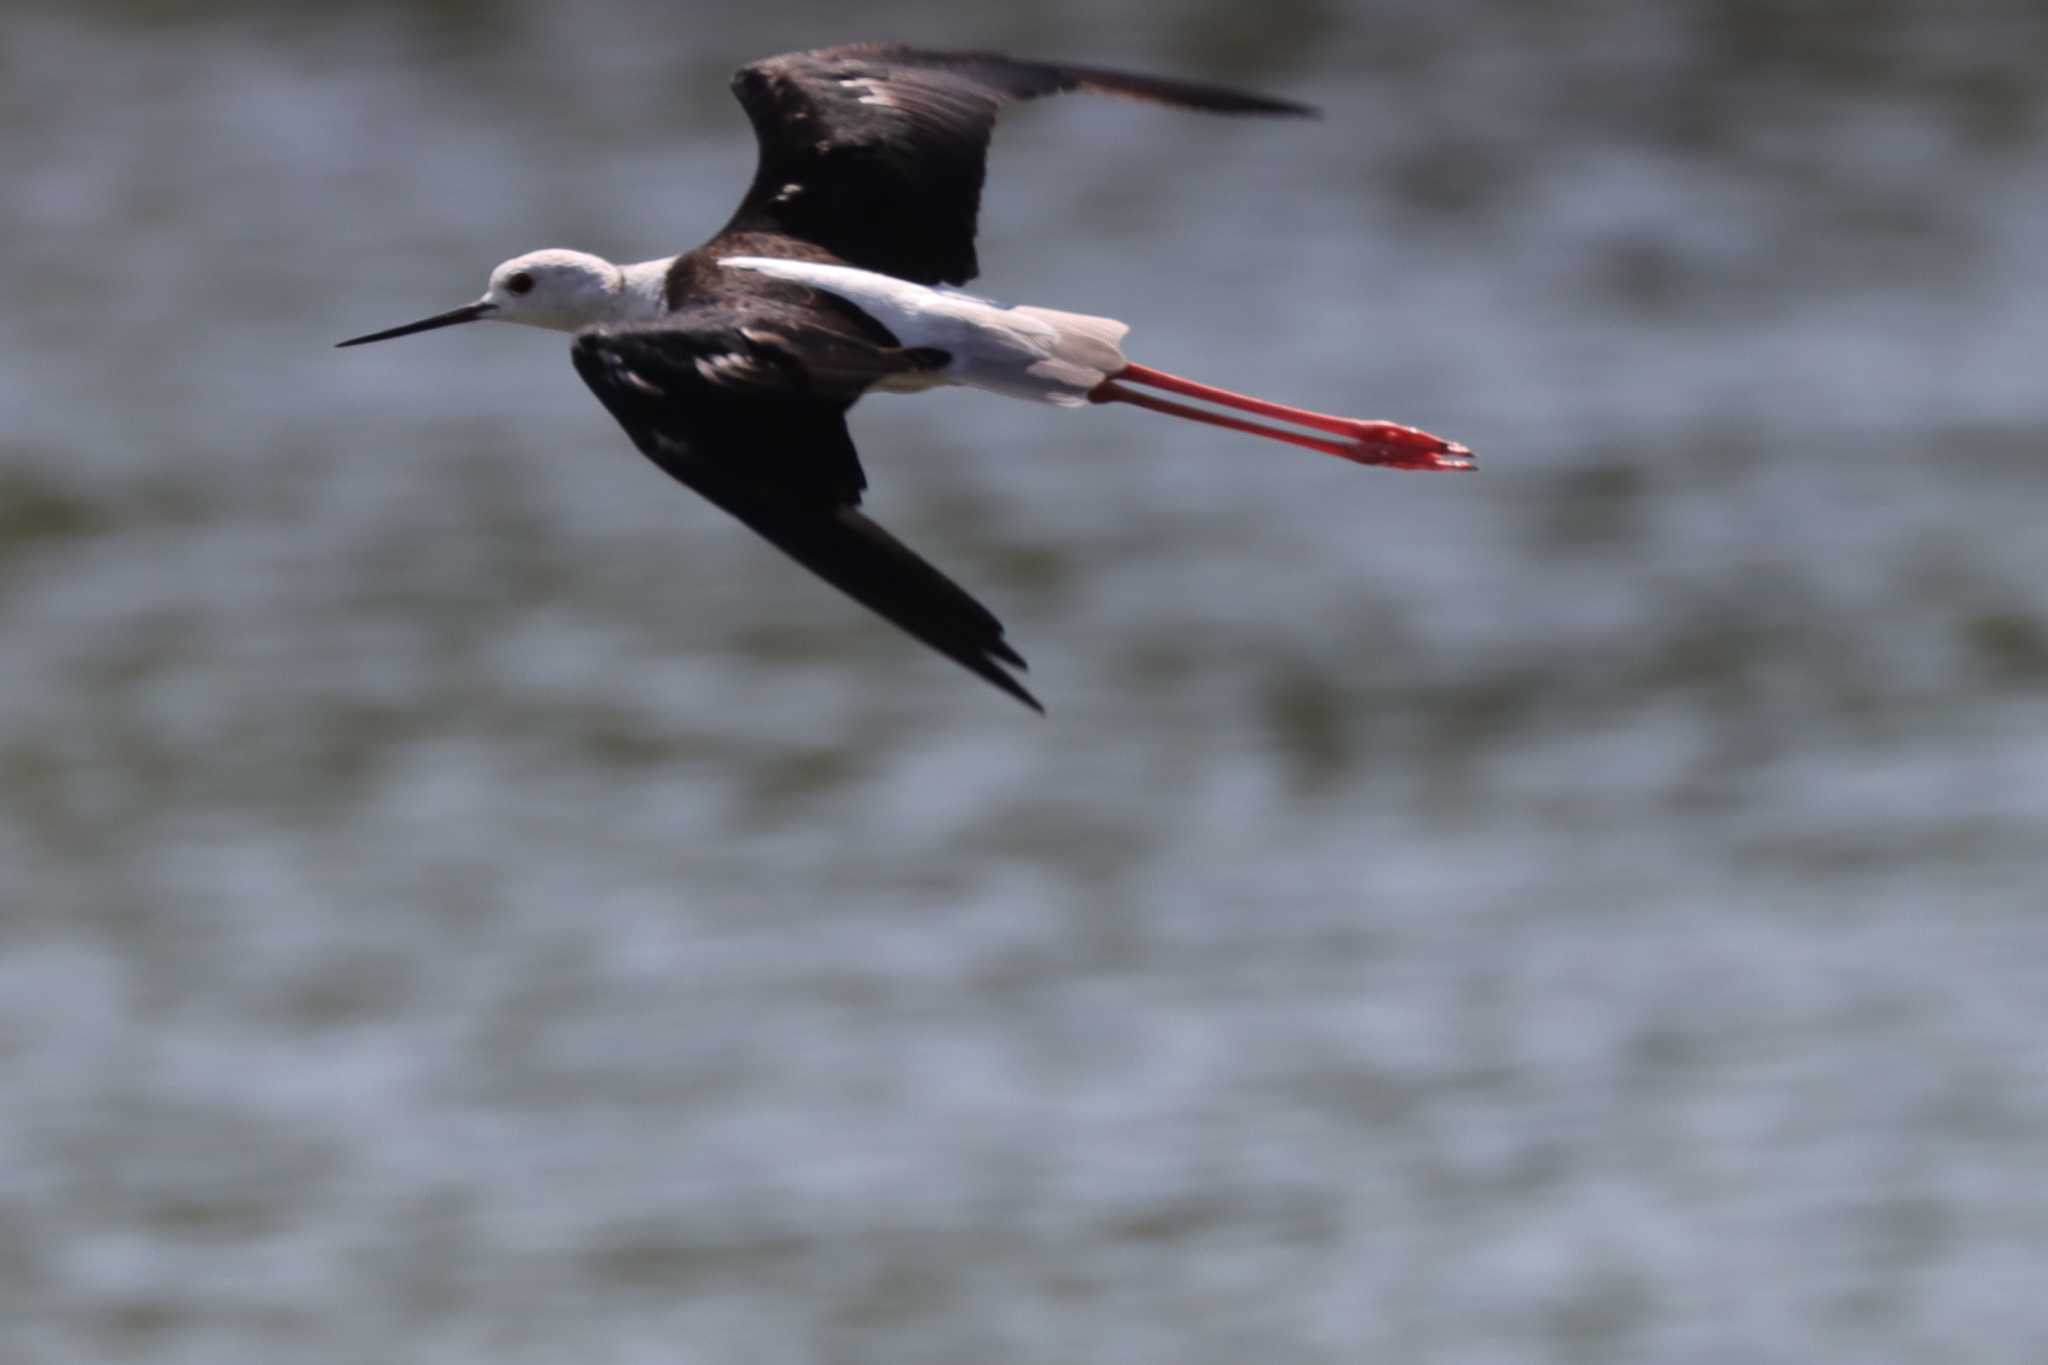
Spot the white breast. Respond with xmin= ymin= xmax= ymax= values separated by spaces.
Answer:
xmin=718 ymin=257 xmax=1131 ymax=407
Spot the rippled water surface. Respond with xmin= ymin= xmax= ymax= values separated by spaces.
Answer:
xmin=4 ymin=3 xmax=2047 ymax=1361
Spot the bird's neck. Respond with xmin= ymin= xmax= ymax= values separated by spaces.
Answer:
xmin=616 ymin=257 xmax=678 ymax=323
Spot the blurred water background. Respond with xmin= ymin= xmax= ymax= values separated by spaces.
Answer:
xmin=3 ymin=1 xmax=2047 ymax=1360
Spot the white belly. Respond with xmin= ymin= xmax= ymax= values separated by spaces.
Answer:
xmin=718 ymin=257 xmax=1131 ymax=407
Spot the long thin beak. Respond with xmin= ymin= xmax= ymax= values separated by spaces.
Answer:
xmin=335 ymin=300 xmax=496 ymax=348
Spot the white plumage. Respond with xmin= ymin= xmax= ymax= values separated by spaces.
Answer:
xmin=717 ymin=257 xmax=1131 ymax=407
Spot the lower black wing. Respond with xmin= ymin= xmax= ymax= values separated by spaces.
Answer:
xmin=571 ymin=315 xmax=1041 ymax=712
xmin=717 ymin=44 xmax=1318 ymax=286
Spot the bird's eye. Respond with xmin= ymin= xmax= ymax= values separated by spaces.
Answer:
xmin=505 ymin=272 xmax=535 ymax=296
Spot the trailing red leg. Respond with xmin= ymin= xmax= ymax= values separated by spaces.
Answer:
xmin=1089 ymin=363 xmax=1474 ymax=472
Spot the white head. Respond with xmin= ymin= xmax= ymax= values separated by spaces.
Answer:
xmin=336 ymin=248 xmax=628 ymax=347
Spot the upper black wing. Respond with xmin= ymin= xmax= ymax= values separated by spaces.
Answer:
xmin=715 ymin=44 xmax=1318 ymax=286
xmin=571 ymin=312 xmax=1041 ymax=712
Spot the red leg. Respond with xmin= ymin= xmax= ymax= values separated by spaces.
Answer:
xmin=1090 ymin=366 xmax=1474 ymax=472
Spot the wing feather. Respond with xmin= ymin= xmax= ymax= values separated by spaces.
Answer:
xmin=716 ymin=44 xmax=1318 ymax=285
xmin=571 ymin=318 xmax=1040 ymax=711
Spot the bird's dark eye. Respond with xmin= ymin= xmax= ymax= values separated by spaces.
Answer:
xmin=506 ymin=272 xmax=535 ymax=295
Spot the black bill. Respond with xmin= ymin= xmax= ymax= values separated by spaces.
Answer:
xmin=335 ymin=300 xmax=496 ymax=348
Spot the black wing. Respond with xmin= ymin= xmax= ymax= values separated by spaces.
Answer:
xmin=716 ymin=44 xmax=1318 ymax=286
xmin=571 ymin=314 xmax=1041 ymax=712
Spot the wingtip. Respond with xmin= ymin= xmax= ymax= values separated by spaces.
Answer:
xmin=984 ymin=660 xmax=1045 ymax=714
xmin=978 ymin=637 xmax=1041 ymax=711
xmin=1228 ymin=98 xmax=1321 ymax=119
xmin=1242 ymin=92 xmax=1322 ymax=119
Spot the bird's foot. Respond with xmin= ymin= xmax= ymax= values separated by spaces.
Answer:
xmin=1334 ymin=420 xmax=1476 ymax=472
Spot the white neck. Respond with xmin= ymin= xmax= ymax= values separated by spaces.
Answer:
xmin=616 ymin=257 xmax=674 ymax=322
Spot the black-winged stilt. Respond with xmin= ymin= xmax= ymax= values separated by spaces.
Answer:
xmin=338 ymin=44 xmax=1474 ymax=711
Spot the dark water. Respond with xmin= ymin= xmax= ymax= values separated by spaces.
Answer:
xmin=4 ymin=3 xmax=2046 ymax=1360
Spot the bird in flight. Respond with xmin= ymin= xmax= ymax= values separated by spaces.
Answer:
xmin=338 ymin=44 xmax=1473 ymax=712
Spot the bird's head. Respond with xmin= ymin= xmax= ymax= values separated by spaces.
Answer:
xmin=336 ymin=248 xmax=623 ymax=347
